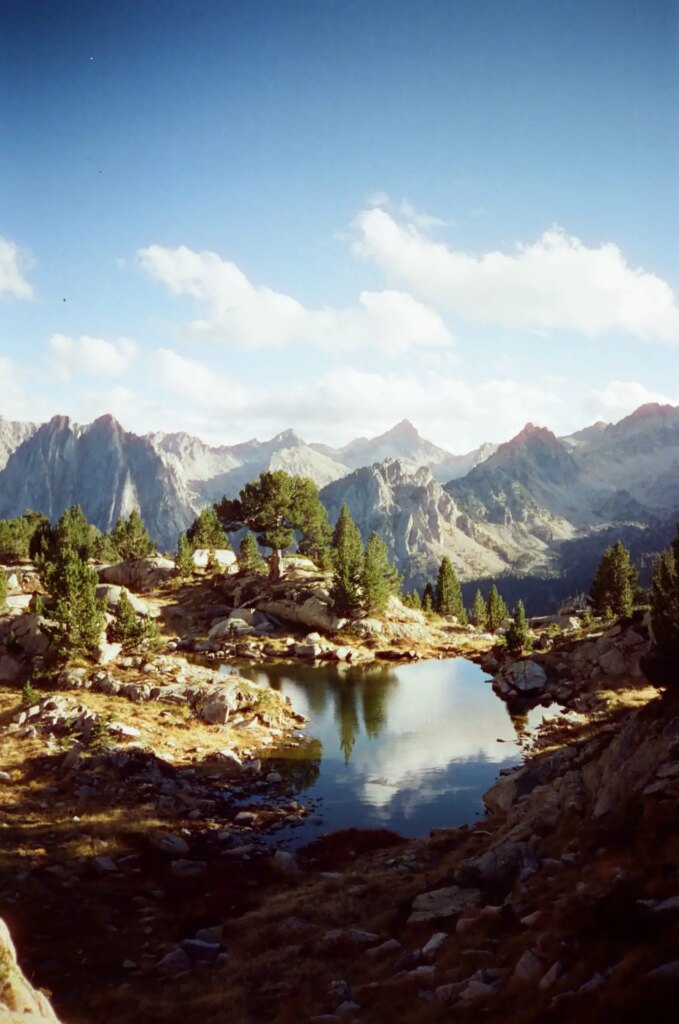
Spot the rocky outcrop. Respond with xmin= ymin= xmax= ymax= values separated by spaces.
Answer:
xmin=0 ymin=916 xmax=62 ymax=1022
xmin=98 ymin=556 xmax=176 ymax=592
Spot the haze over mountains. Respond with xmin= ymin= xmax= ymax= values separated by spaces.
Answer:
xmin=1 ymin=404 xmax=678 ymax=610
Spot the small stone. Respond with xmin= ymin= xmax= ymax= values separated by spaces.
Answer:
xmin=157 ymin=947 xmax=192 ymax=975
xmin=181 ymin=939 xmax=220 ymax=963
xmin=195 ymin=925 xmax=223 ymax=943
xmin=94 ymin=856 xmax=118 ymax=874
xmin=421 ymin=932 xmax=448 ymax=960
xmin=155 ymin=833 xmax=190 ymax=857
xmin=170 ymin=859 xmax=206 ymax=879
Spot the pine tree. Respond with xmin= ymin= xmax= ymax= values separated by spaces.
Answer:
xmin=43 ymin=545 xmax=105 ymax=659
xmin=403 ymin=588 xmax=421 ymax=610
xmin=216 ymin=471 xmax=330 ymax=578
xmin=330 ymin=504 xmax=364 ymax=614
xmin=294 ymin=478 xmax=333 ymax=569
xmin=111 ymin=510 xmax=156 ymax=561
xmin=237 ymin=531 xmax=266 ymax=574
xmin=422 ymin=582 xmax=435 ymax=614
xmin=109 ymin=588 xmax=158 ymax=649
xmin=644 ymin=525 xmax=679 ymax=686
xmin=187 ymin=506 xmax=229 ymax=551
xmin=175 ymin=532 xmax=194 ymax=578
xmin=590 ymin=540 xmax=638 ymax=618
xmin=470 ymin=588 xmax=487 ymax=629
xmin=505 ymin=600 xmax=531 ymax=652
xmin=362 ymin=532 xmax=402 ymax=615
xmin=434 ymin=556 xmax=467 ymax=624
xmin=486 ymin=584 xmax=508 ymax=631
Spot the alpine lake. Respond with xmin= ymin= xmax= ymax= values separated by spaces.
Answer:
xmin=219 ymin=657 xmax=556 ymax=848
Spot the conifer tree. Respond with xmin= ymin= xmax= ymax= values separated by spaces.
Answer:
xmin=486 ymin=584 xmax=508 ymax=631
xmin=403 ymin=588 xmax=421 ymax=610
xmin=43 ymin=546 xmax=105 ymax=658
xmin=187 ymin=506 xmax=229 ymax=551
xmin=470 ymin=588 xmax=487 ymax=629
xmin=109 ymin=588 xmax=158 ymax=649
xmin=238 ymin=531 xmax=267 ymax=573
xmin=505 ymin=599 xmax=531 ymax=652
xmin=361 ymin=532 xmax=402 ymax=615
xmin=330 ymin=504 xmax=364 ymax=614
xmin=175 ymin=532 xmax=194 ymax=578
xmin=644 ymin=525 xmax=679 ymax=686
xmin=216 ymin=471 xmax=330 ymax=578
xmin=434 ymin=556 xmax=467 ymax=624
xmin=590 ymin=540 xmax=638 ymax=618
xmin=111 ymin=509 xmax=156 ymax=561
xmin=294 ymin=478 xmax=333 ymax=569
xmin=422 ymin=582 xmax=435 ymax=614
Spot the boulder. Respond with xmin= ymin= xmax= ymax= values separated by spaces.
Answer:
xmin=458 ymin=840 xmax=540 ymax=887
xmin=8 ymin=614 xmax=52 ymax=656
xmin=0 ymin=916 xmax=63 ymax=1022
xmin=191 ymin=548 xmax=238 ymax=571
xmin=95 ymin=584 xmax=150 ymax=616
xmin=408 ymin=886 xmax=481 ymax=924
xmin=597 ymin=647 xmax=627 ymax=676
xmin=93 ymin=635 xmax=122 ymax=666
xmin=98 ymin=557 xmax=175 ymax=593
xmin=0 ymin=654 xmax=22 ymax=682
xmin=500 ymin=660 xmax=547 ymax=693
xmin=258 ymin=596 xmax=345 ymax=633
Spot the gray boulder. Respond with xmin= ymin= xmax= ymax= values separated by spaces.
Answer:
xmin=408 ymin=886 xmax=481 ymax=924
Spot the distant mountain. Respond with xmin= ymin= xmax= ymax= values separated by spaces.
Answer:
xmin=149 ymin=427 xmax=348 ymax=502
xmin=312 ymin=418 xmax=496 ymax=482
xmin=0 ymin=416 xmax=37 ymax=470
xmin=0 ymin=415 xmax=194 ymax=550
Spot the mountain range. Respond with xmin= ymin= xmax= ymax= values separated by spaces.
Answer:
xmin=1 ymin=404 xmax=678 ymax=611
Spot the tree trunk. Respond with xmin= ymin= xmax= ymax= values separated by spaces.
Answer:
xmin=269 ymin=549 xmax=283 ymax=580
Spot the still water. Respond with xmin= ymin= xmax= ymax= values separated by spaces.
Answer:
xmin=225 ymin=658 xmax=551 ymax=844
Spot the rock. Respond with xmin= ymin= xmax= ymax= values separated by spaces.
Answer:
xmin=0 ymin=916 xmax=63 ymax=1021
xmin=539 ymin=960 xmax=565 ymax=991
xmin=93 ymin=636 xmax=122 ymax=666
xmin=94 ymin=856 xmax=118 ymax=874
xmin=512 ymin=949 xmax=546 ymax=983
xmin=421 ymin=932 xmax=448 ymax=960
xmin=8 ymin=613 xmax=51 ymax=655
xmin=408 ymin=886 xmax=481 ymax=924
xmin=272 ymin=850 xmax=300 ymax=875
xmin=460 ymin=980 xmax=496 ymax=1003
xmin=0 ymin=654 xmax=22 ymax=682
xmin=99 ymin=557 xmax=175 ymax=593
xmin=365 ymin=939 xmax=402 ymax=958
xmin=107 ymin=721 xmax=141 ymax=738
xmin=295 ymin=643 xmax=324 ymax=659
xmin=598 ymin=647 xmax=627 ymax=676
xmin=319 ymin=928 xmax=381 ymax=951
xmin=95 ymin=584 xmax=150 ymax=616
xmin=154 ymin=833 xmax=190 ymax=857
xmin=195 ymin=925 xmax=223 ymax=943
xmin=459 ymin=841 xmax=540 ymax=887
xmin=258 ymin=596 xmax=345 ymax=634
xmin=235 ymin=811 xmax=256 ymax=824
xmin=266 ymin=771 xmax=283 ymax=783
xmin=192 ymin=548 xmax=237 ymax=570
xmin=653 ymin=895 xmax=679 ymax=912
xmin=156 ymin=947 xmax=192 ymax=975
xmin=500 ymin=660 xmax=547 ymax=693
xmin=61 ymin=742 xmax=85 ymax=771
xmin=181 ymin=938 xmax=220 ymax=963
xmin=170 ymin=859 xmax=206 ymax=878
xmin=645 ymin=960 xmax=679 ymax=980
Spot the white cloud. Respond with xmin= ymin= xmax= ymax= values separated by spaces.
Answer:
xmin=49 ymin=334 xmax=138 ymax=379
xmin=352 ymin=207 xmax=679 ymax=342
xmin=587 ymin=380 xmax=679 ymax=422
xmin=137 ymin=244 xmax=453 ymax=355
xmin=155 ymin=348 xmax=249 ymax=410
xmin=0 ymin=236 xmax=34 ymax=300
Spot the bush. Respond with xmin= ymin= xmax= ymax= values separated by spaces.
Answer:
xmin=108 ymin=589 xmax=159 ymax=649
xmin=0 ymin=572 xmax=7 ymax=610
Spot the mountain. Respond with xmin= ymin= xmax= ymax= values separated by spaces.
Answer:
xmin=0 ymin=416 xmax=37 ymax=470
xmin=320 ymin=458 xmax=510 ymax=585
xmin=0 ymin=415 xmax=194 ymax=550
xmin=149 ymin=428 xmax=348 ymax=502
xmin=312 ymin=419 xmax=496 ymax=482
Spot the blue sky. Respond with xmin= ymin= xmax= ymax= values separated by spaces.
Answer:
xmin=1 ymin=0 xmax=678 ymax=451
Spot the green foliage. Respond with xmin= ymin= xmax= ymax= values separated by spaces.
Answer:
xmin=470 ymin=588 xmax=487 ymax=629
xmin=581 ymin=607 xmax=594 ymax=630
xmin=43 ymin=542 xmax=105 ymax=659
xmin=422 ymin=582 xmax=435 ymax=614
xmin=0 ymin=511 xmax=49 ymax=561
xmin=0 ymin=572 xmax=7 ymax=610
xmin=403 ymin=588 xmax=422 ymax=610
xmin=33 ymin=505 xmax=94 ymax=571
xmin=434 ymin=556 xmax=467 ymax=624
xmin=108 ymin=588 xmax=158 ymax=649
xmin=21 ymin=681 xmax=39 ymax=705
xmin=238 ymin=531 xmax=267 ymax=574
xmin=187 ymin=506 xmax=229 ymax=551
xmin=175 ymin=532 xmax=194 ymax=578
xmin=216 ymin=471 xmax=330 ymax=578
xmin=111 ymin=509 xmax=156 ymax=561
xmin=90 ymin=530 xmax=117 ymax=562
xmin=505 ymin=600 xmax=531 ymax=652
xmin=644 ymin=526 xmax=679 ymax=686
xmin=330 ymin=504 xmax=364 ymax=615
xmin=361 ymin=532 xmax=402 ymax=615
xmin=486 ymin=584 xmax=508 ymax=632
xmin=590 ymin=539 xmax=638 ymax=619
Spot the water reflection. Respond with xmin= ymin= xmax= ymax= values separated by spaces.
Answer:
xmin=228 ymin=658 xmax=552 ymax=842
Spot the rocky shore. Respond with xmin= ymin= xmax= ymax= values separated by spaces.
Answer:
xmin=2 ymin=558 xmax=678 ymax=1023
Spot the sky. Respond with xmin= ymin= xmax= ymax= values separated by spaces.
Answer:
xmin=1 ymin=0 xmax=678 ymax=453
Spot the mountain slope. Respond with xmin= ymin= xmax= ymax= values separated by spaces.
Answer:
xmin=0 ymin=416 xmax=37 ymax=470
xmin=0 ymin=415 xmax=194 ymax=549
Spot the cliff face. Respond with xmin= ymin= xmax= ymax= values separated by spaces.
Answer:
xmin=0 ymin=416 xmax=37 ymax=470
xmin=0 ymin=415 xmax=194 ymax=551
xmin=0 ymin=917 xmax=62 ymax=1022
